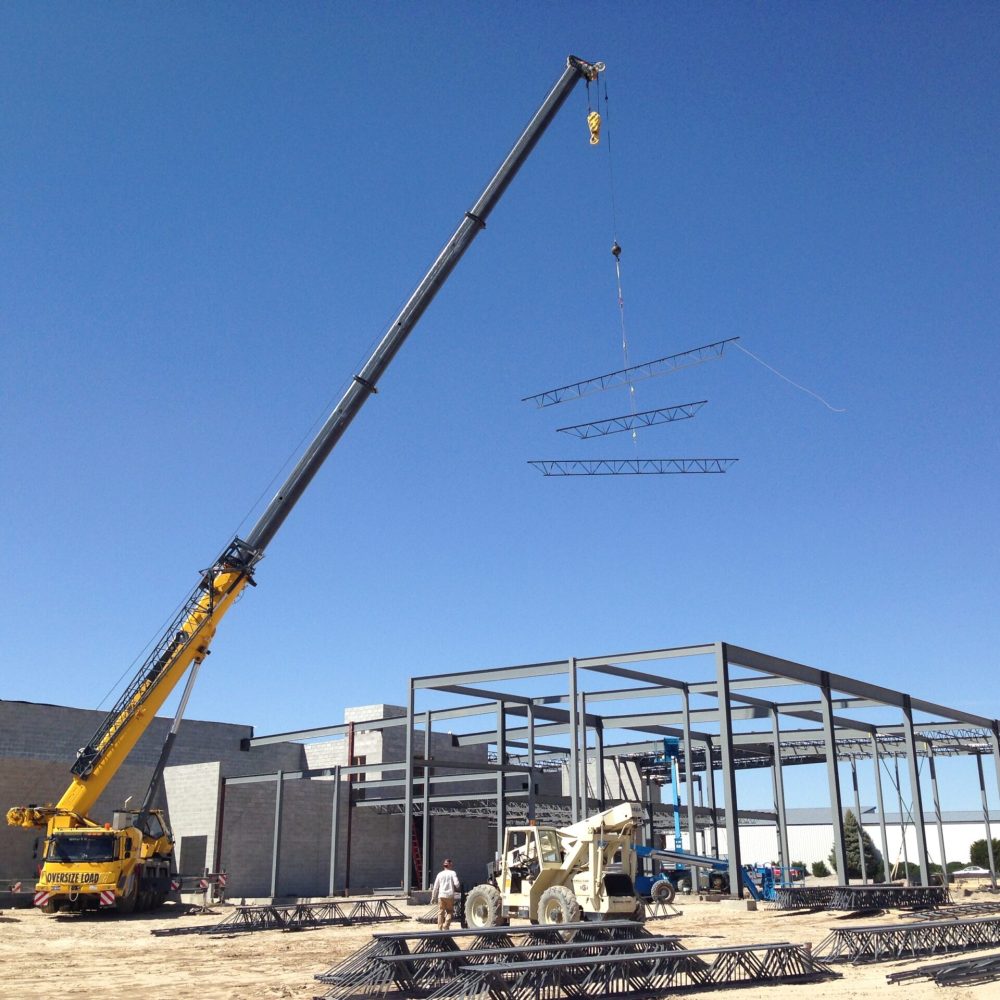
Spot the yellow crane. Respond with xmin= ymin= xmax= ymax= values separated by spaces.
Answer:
xmin=7 ymin=55 xmax=605 ymax=914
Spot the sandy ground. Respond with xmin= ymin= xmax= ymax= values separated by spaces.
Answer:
xmin=3 ymin=890 xmax=1000 ymax=999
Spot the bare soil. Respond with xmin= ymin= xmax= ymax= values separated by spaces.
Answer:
xmin=3 ymin=891 xmax=1000 ymax=999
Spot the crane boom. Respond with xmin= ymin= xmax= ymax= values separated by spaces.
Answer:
xmin=9 ymin=55 xmax=604 ymax=834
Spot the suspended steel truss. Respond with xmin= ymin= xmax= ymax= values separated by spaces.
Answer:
xmin=521 ymin=338 xmax=738 ymax=407
xmin=556 ymin=401 xmax=706 ymax=439
xmin=528 ymin=457 xmax=737 ymax=476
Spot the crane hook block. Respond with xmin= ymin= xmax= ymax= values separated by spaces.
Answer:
xmin=587 ymin=110 xmax=601 ymax=145
xmin=611 ymin=241 xmax=622 ymax=260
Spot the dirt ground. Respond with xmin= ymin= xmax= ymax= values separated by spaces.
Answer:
xmin=3 ymin=891 xmax=1000 ymax=1000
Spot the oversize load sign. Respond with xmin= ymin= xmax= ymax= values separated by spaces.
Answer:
xmin=46 ymin=872 xmax=100 ymax=885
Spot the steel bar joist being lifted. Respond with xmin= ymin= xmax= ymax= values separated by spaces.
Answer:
xmin=556 ymin=400 xmax=707 ymax=439
xmin=529 ymin=457 xmax=737 ymax=476
xmin=521 ymin=338 xmax=738 ymax=407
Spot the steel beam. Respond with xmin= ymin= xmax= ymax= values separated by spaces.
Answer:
xmin=403 ymin=680 xmax=415 ymax=894
xmin=927 ymin=745 xmax=949 ymax=884
xmin=771 ymin=707 xmax=790 ymax=883
xmin=871 ymin=734 xmax=891 ymax=883
xmin=328 ymin=765 xmax=341 ymax=896
xmin=270 ymin=769 xmax=283 ymax=898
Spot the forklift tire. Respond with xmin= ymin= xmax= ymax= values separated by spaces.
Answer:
xmin=464 ymin=884 xmax=504 ymax=929
xmin=650 ymin=880 xmax=676 ymax=905
xmin=538 ymin=885 xmax=582 ymax=925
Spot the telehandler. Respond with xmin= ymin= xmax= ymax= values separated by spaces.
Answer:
xmin=464 ymin=802 xmax=644 ymax=926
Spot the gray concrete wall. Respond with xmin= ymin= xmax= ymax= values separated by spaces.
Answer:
xmin=0 ymin=699 xmax=304 ymax=881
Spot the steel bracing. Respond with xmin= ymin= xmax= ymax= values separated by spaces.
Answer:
xmin=816 ymin=914 xmax=1000 ymax=964
xmin=826 ymin=885 xmax=951 ymax=911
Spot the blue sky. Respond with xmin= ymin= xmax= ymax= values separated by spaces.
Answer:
xmin=3 ymin=4 xmax=998 ymax=816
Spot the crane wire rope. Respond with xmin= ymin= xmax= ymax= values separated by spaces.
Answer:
xmin=595 ymin=72 xmax=639 ymax=447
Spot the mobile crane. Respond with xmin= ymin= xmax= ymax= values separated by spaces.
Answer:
xmin=464 ymin=802 xmax=644 ymax=926
xmin=7 ymin=55 xmax=605 ymax=914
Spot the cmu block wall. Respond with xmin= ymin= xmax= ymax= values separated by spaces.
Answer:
xmin=0 ymin=699 xmax=305 ymax=881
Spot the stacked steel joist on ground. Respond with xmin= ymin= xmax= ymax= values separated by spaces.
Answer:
xmin=816 ymin=913 xmax=1000 ymax=963
xmin=152 ymin=898 xmax=406 ymax=936
xmin=314 ymin=921 xmax=837 ymax=999
xmin=771 ymin=885 xmax=949 ymax=911
xmin=887 ymin=953 xmax=1000 ymax=987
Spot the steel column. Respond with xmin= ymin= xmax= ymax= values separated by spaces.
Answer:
xmin=901 ymin=694 xmax=931 ymax=886
xmin=927 ymin=745 xmax=949 ymax=884
xmin=770 ymin=707 xmax=790 ymax=884
xmin=527 ymin=701 xmax=536 ymax=821
xmin=496 ymin=700 xmax=507 ymax=856
xmin=682 ymin=688 xmax=696 ymax=853
xmin=976 ymin=753 xmax=998 ymax=890
xmin=870 ymin=735 xmax=891 ymax=883
xmin=580 ymin=691 xmax=589 ymax=817
xmin=819 ymin=672 xmax=848 ymax=884
xmin=422 ymin=711 xmax=432 ymax=890
xmin=328 ymin=765 xmax=341 ymax=896
xmin=714 ymin=643 xmax=743 ymax=895
xmin=850 ymin=759 xmax=867 ymax=883
xmin=895 ymin=755 xmax=911 ymax=878
xmin=403 ymin=680 xmax=415 ymax=894
xmin=568 ymin=657 xmax=580 ymax=823
xmin=270 ymin=770 xmax=283 ymax=898
xmin=596 ymin=720 xmax=606 ymax=810
xmin=702 ymin=738 xmax=719 ymax=857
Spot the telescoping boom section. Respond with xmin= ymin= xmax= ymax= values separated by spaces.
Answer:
xmin=7 ymin=55 xmax=605 ymax=913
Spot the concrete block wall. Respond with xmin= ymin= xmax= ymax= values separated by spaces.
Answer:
xmin=0 ymin=699 xmax=304 ymax=881
xmin=162 ymin=762 xmax=223 ymax=873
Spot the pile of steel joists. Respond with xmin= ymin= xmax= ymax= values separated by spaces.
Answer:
xmin=898 ymin=901 xmax=1000 ymax=921
xmin=153 ymin=898 xmax=406 ymax=936
xmin=827 ymin=885 xmax=950 ymax=910
xmin=315 ymin=922 xmax=652 ymax=998
xmin=314 ymin=924 xmax=836 ymax=999
xmin=816 ymin=913 xmax=1000 ymax=963
xmin=770 ymin=886 xmax=840 ymax=910
xmin=887 ymin=953 xmax=1000 ymax=987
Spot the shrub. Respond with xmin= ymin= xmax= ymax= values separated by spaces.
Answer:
xmin=811 ymin=860 xmax=830 ymax=878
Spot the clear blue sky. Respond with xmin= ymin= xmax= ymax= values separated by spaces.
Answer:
xmin=3 ymin=4 xmax=998 ymax=815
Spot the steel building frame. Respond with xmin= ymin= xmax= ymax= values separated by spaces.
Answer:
xmin=240 ymin=642 xmax=1000 ymax=900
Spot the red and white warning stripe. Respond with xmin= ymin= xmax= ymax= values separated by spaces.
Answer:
xmin=11 ymin=882 xmax=21 ymax=893
xmin=34 ymin=891 xmax=52 ymax=908
xmin=99 ymin=890 xmax=116 ymax=907
xmin=170 ymin=879 xmax=181 ymax=891
xmin=217 ymin=873 xmax=227 ymax=888
xmin=198 ymin=879 xmax=208 ymax=890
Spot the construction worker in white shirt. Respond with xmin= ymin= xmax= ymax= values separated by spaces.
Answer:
xmin=429 ymin=857 xmax=462 ymax=930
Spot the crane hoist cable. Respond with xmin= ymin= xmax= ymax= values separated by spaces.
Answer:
xmin=600 ymin=73 xmax=639 ymax=445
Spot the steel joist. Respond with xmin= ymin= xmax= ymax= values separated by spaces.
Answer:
xmin=816 ymin=913 xmax=1000 ymax=963
xmin=420 ymin=942 xmax=835 ymax=999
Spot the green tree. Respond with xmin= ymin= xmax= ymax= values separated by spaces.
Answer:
xmin=811 ymin=860 xmax=830 ymax=878
xmin=970 ymin=839 xmax=1000 ymax=869
xmin=828 ymin=809 xmax=883 ymax=881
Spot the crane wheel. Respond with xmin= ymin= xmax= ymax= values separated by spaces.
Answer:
xmin=117 ymin=873 xmax=138 ymax=915
xmin=464 ymin=884 xmax=504 ymax=928
xmin=650 ymin=879 xmax=676 ymax=905
xmin=538 ymin=885 xmax=582 ymax=926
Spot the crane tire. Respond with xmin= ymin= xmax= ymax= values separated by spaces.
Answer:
xmin=538 ymin=885 xmax=582 ymax=926
xmin=650 ymin=879 xmax=676 ymax=904
xmin=708 ymin=874 xmax=727 ymax=892
xmin=117 ymin=873 xmax=138 ymax=915
xmin=464 ymin=884 xmax=504 ymax=929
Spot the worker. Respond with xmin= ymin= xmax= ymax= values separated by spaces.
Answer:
xmin=429 ymin=857 xmax=461 ymax=930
